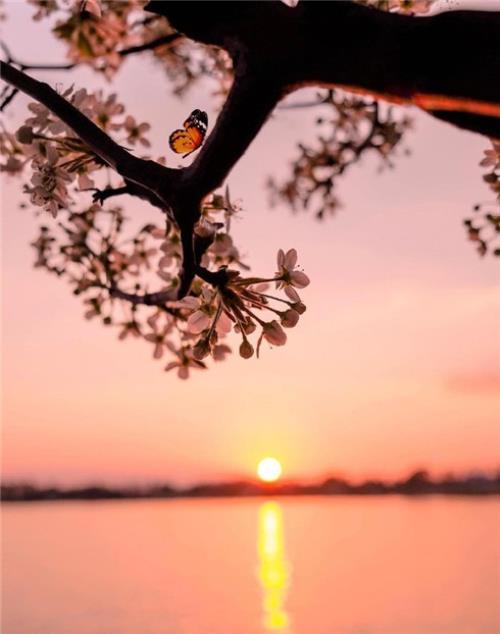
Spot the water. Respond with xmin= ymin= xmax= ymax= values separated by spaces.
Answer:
xmin=2 ymin=496 xmax=499 ymax=634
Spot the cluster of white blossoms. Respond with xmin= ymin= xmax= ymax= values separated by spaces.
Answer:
xmin=480 ymin=139 xmax=500 ymax=178
xmin=175 ymin=246 xmax=309 ymax=364
xmin=1 ymin=83 xmax=310 ymax=378
xmin=269 ymin=91 xmax=412 ymax=219
xmin=464 ymin=140 xmax=500 ymax=258
xmin=1 ymin=86 xmax=153 ymax=217
xmin=30 ymin=0 xmax=141 ymax=76
xmin=25 ymin=0 xmax=233 ymax=95
xmin=28 ymin=194 xmax=310 ymax=378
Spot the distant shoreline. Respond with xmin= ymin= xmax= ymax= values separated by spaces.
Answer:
xmin=2 ymin=492 xmax=500 ymax=504
xmin=3 ymin=470 xmax=500 ymax=502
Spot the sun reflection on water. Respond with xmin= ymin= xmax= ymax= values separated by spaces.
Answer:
xmin=257 ymin=501 xmax=291 ymax=632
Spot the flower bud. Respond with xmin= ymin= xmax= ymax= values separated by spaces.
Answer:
xmin=242 ymin=318 xmax=256 ymax=335
xmin=16 ymin=125 xmax=34 ymax=144
xmin=239 ymin=339 xmax=254 ymax=359
xmin=281 ymin=309 xmax=300 ymax=328
xmin=213 ymin=344 xmax=231 ymax=361
xmin=263 ymin=320 xmax=287 ymax=346
xmin=193 ymin=338 xmax=211 ymax=360
xmin=292 ymin=301 xmax=307 ymax=315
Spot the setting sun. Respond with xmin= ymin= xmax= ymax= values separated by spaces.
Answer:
xmin=257 ymin=457 xmax=283 ymax=483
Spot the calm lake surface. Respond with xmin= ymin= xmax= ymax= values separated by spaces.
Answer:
xmin=2 ymin=496 xmax=500 ymax=634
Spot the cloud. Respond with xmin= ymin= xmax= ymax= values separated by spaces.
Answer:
xmin=446 ymin=371 xmax=500 ymax=395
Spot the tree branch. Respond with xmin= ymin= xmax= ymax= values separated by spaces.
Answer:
xmin=293 ymin=3 xmax=500 ymax=137
xmin=0 ymin=32 xmax=181 ymax=71
xmin=0 ymin=61 xmax=174 ymax=201
xmin=0 ymin=40 xmax=75 ymax=71
xmin=0 ymin=86 xmax=18 ymax=111
xmin=182 ymin=71 xmax=285 ymax=200
xmin=91 ymin=185 xmax=130 ymax=204
xmin=147 ymin=1 xmax=500 ymax=138
xmin=91 ymin=181 xmax=166 ymax=210
xmin=109 ymin=286 xmax=177 ymax=306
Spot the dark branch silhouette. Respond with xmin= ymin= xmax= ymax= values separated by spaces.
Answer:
xmin=0 ymin=61 xmax=173 ymax=194
xmin=147 ymin=1 xmax=500 ymax=137
xmin=2 ymin=0 xmax=499 ymax=301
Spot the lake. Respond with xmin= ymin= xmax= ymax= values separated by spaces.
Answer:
xmin=2 ymin=496 xmax=499 ymax=634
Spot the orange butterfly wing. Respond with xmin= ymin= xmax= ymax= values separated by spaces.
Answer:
xmin=169 ymin=129 xmax=197 ymax=156
xmin=169 ymin=110 xmax=208 ymax=157
xmin=186 ymin=125 xmax=204 ymax=147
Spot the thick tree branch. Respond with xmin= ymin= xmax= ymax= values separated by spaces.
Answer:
xmin=182 ymin=72 xmax=285 ymax=200
xmin=148 ymin=1 xmax=500 ymax=138
xmin=294 ymin=3 xmax=500 ymax=137
xmin=145 ymin=0 xmax=500 ymax=292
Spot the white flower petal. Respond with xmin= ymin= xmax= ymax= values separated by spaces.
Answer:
xmin=290 ymin=270 xmax=310 ymax=288
xmin=187 ymin=311 xmax=211 ymax=334
xmin=284 ymin=248 xmax=298 ymax=269
xmin=284 ymin=286 xmax=300 ymax=302
xmin=216 ymin=311 xmax=232 ymax=335
xmin=263 ymin=320 xmax=287 ymax=346
xmin=178 ymin=366 xmax=189 ymax=380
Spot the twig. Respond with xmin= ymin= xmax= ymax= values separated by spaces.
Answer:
xmin=91 ymin=185 xmax=130 ymax=204
xmin=0 ymin=32 xmax=181 ymax=71
xmin=0 ymin=87 xmax=18 ymax=111
xmin=109 ymin=286 xmax=177 ymax=306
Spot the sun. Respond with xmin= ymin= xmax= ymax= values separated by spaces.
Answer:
xmin=257 ymin=457 xmax=283 ymax=483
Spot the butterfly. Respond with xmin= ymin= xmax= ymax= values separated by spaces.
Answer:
xmin=168 ymin=109 xmax=208 ymax=158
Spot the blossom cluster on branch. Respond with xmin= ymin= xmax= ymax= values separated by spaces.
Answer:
xmin=1 ymin=85 xmax=154 ymax=215
xmin=464 ymin=140 xmax=500 ymax=258
xmin=28 ymin=193 xmax=309 ymax=378
xmin=268 ymin=91 xmax=412 ymax=219
xmin=24 ymin=0 xmax=233 ymax=95
xmin=1 ymin=86 xmax=309 ymax=378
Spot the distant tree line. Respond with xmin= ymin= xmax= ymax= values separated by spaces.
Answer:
xmin=3 ymin=470 xmax=500 ymax=502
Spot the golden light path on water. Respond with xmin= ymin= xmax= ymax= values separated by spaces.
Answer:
xmin=257 ymin=502 xmax=292 ymax=632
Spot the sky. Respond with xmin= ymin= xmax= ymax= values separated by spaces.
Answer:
xmin=1 ymin=1 xmax=499 ymax=486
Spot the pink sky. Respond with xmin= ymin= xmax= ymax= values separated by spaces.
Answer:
xmin=1 ymin=1 xmax=499 ymax=485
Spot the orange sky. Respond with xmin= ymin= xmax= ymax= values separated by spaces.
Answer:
xmin=1 ymin=1 xmax=499 ymax=485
